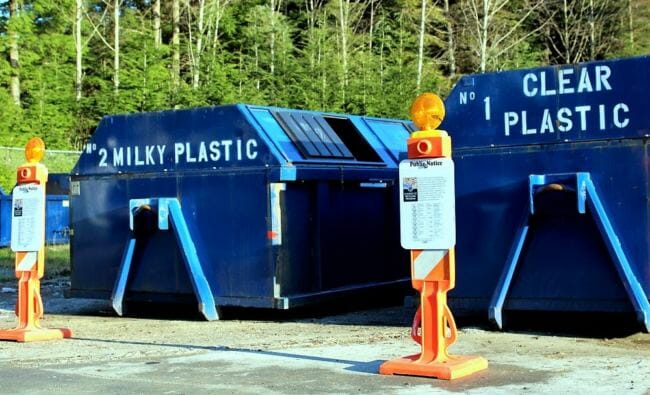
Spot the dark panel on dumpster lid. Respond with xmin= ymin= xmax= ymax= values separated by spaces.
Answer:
xmin=273 ymin=110 xmax=381 ymax=162
xmin=73 ymin=105 xmax=275 ymax=175
xmin=441 ymin=56 xmax=650 ymax=149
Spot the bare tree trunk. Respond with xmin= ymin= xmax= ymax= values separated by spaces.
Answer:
xmin=153 ymin=0 xmax=162 ymax=48
xmin=365 ymin=0 xmax=374 ymax=106
xmin=192 ymin=0 xmax=206 ymax=89
xmin=318 ymin=8 xmax=325 ymax=107
xmin=628 ymin=0 xmax=634 ymax=49
xmin=444 ymin=0 xmax=456 ymax=77
xmin=306 ymin=0 xmax=316 ymax=72
xmin=563 ymin=0 xmax=570 ymax=62
xmin=338 ymin=0 xmax=349 ymax=104
xmin=270 ymin=0 xmax=277 ymax=76
xmin=172 ymin=0 xmax=180 ymax=90
xmin=8 ymin=0 xmax=21 ymax=106
xmin=466 ymin=0 xmax=544 ymax=71
xmin=480 ymin=0 xmax=489 ymax=72
xmin=75 ymin=0 xmax=83 ymax=101
xmin=588 ymin=0 xmax=595 ymax=59
xmin=211 ymin=0 xmax=232 ymax=56
xmin=379 ymin=24 xmax=385 ymax=89
xmin=114 ymin=0 xmax=120 ymax=95
xmin=416 ymin=0 xmax=426 ymax=91
xmin=253 ymin=17 xmax=260 ymax=91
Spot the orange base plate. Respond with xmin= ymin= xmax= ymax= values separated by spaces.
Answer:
xmin=0 ymin=327 xmax=72 ymax=343
xmin=380 ymin=354 xmax=488 ymax=380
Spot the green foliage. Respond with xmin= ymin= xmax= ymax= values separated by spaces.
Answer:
xmin=0 ymin=0 xmax=646 ymax=155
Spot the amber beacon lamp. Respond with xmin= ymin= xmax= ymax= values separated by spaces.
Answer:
xmin=379 ymin=93 xmax=487 ymax=379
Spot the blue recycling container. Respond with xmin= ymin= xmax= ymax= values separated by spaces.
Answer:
xmin=69 ymin=104 xmax=412 ymax=318
xmin=0 ymin=188 xmax=10 ymax=246
xmin=441 ymin=56 xmax=650 ymax=330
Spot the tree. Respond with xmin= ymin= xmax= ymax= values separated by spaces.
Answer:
xmin=113 ymin=0 xmax=120 ymax=94
xmin=460 ymin=0 xmax=544 ymax=72
xmin=153 ymin=0 xmax=161 ymax=47
xmin=75 ymin=0 xmax=83 ymax=100
xmin=535 ymin=0 xmax=625 ymax=64
xmin=8 ymin=0 xmax=21 ymax=106
xmin=172 ymin=0 xmax=180 ymax=92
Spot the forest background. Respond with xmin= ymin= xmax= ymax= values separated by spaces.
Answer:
xmin=0 ymin=0 xmax=649 ymax=158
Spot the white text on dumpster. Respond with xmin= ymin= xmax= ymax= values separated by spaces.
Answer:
xmin=97 ymin=139 xmax=259 ymax=168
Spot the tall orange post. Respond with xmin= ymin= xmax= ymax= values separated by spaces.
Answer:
xmin=379 ymin=93 xmax=487 ymax=380
xmin=0 ymin=137 xmax=72 ymax=342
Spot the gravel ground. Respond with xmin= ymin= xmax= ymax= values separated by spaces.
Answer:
xmin=0 ymin=278 xmax=648 ymax=394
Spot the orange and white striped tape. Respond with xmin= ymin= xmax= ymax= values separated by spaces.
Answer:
xmin=412 ymin=250 xmax=447 ymax=280
xmin=16 ymin=251 xmax=38 ymax=272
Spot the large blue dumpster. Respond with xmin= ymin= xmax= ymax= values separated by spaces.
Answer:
xmin=441 ymin=55 xmax=650 ymax=330
xmin=69 ymin=104 xmax=412 ymax=319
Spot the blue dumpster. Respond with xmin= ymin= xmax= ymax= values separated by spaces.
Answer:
xmin=69 ymin=105 xmax=412 ymax=319
xmin=0 ymin=187 xmax=9 ymax=246
xmin=441 ymin=55 xmax=650 ymax=331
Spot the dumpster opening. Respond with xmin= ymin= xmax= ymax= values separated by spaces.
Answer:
xmin=323 ymin=116 xmax=382 ymax=163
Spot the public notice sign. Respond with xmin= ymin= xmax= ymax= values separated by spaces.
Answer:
xmin=399 ymin=158 xmax=456 ymax=250
xmin=11 ymin=184 xmax=45 ymax=252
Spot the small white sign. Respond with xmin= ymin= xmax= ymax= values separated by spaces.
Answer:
xmin=399 ymin=158 xmax=456 ymax=250
xmin=70 ymin=181 xmax=80 ymax=196
xmin=11 ymin=184 xmax=46 ymax=252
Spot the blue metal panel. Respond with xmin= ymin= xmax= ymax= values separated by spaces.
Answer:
xmin=0 ymin=192 xmax=9 ymax=246
xmin=45 ymin=195 xmax=70 ymax=245
xmin=73 ymin=105 xmax=278 ymax=176
xmin=487 ymin=173 xmax=650 ymax=330
xmin=362 ymin=117 xmax=413 ymax=163
xmin=452 ymin=132 xmax=649 ymax=313
xmin=442 ymin=56 xmax=650 ymax=149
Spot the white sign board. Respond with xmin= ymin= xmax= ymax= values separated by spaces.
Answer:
xmin=11 ymin=184 xmax=45 ymax=252
xmin=399 ymin=158 xmax=455 ymax=250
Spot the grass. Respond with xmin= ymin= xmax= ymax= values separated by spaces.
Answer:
xmin=0 ymin=245 xmax=70 ymax=282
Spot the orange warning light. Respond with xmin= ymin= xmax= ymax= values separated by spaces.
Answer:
xmin=25 ymin=137 xmax=45 ymax=163
xmin=410 ymin=93 xmax=445 ymax=131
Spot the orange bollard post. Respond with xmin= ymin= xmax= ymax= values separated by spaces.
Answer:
xmin=379 ymin=93 xmax=487 ymax=380
xmin=0 ymin=137 xmax=72 ymax=343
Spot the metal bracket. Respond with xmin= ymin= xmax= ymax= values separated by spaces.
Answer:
xmin=111 ymin=198 xmax=220 ymax=321
xmin=489 ymin=172 xmax=650 ymax=332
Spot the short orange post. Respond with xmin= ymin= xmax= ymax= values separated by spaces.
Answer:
xmin=379 ymin=93 xmax=487 ymax=379
xmin=0 ymin=137 xmax=72 ymax=342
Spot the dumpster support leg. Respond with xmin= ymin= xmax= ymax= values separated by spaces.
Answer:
xmin=111 ymin=238 xmax=136 ymax=316
xmin=488 ymin=173 xmax=650 ymax=332
xmin=488 ymin=213 xmax=529 ymax=329
xmin=111 ymin=198 xmax=220 ymax=321
xmin=581 ymin=174 xmax=650 ymax=332
xmin=159 ymin=198 xmax=220 ymax=321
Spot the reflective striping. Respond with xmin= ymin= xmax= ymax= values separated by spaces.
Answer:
xmin=16 ymin=252 xmax=38 ymax=271
xmin=269 ymin=183 xmax=286 ymax=246
xmin=413 ymin=250 xmax=447 ymax=280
